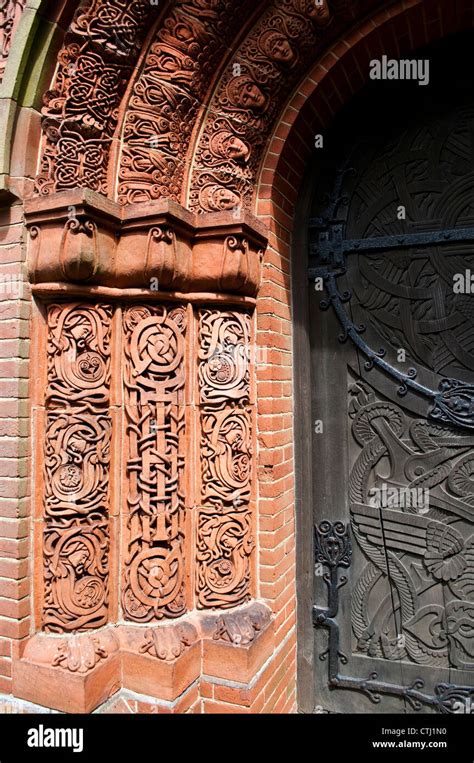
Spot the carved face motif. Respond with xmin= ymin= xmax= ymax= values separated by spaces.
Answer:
xmin=270 ymin=35 xmax=294 ymax=62
xmin=228 ymin=76 xmax=267 ymax=112
xmin=201 ymin=185 xmax=241 ymax=211
xmin=216 ymin=187 xmax=240 ymax=209
xmin=239 ymin=81 xmax=266 ymax=110
xmin=210 ymin=131 xmax=250 ymax=163
xmin=301 ymin=0 xmax=331 ymax=26
xmin=224 ymin=135 xmax=250 ymax=162
xmin=260 ymin=31 xmax=295 ymax=65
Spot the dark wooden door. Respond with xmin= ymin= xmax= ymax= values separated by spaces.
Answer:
xmin=309 ymin=70 xmax=474 ymax=713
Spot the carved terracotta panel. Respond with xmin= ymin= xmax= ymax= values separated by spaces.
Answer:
xmin=43 ymin=303 xmax=113 ymax=633
xmin=46 ymin=303 xmax=112 ymax=409
xmin=201 ymin=406 xmax=252 ymax=508
xmin=43 ymin=516 xmax=110 ymax=632
xmin=44 ymin=411 xmax=111 ymax=518
xmin=198 ymin=309 xmax=251 ymax=404
xmin=196 ymin=309 xmax=254 ymax=609
xmin=40 ymin=301 xmax=255 ymax=630
xmin=122 ymin=305 xmax=187 ymax=621
xmin=116 ymin=0 xmax=257 ymax=205
xmin=196 ymin=504 xmax=253 ymax=608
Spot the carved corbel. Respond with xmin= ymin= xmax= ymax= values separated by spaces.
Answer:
xmin=25 ymin=191 xmax=268 ymax=297
xmin=59 ymin=216 xmax=99 ymax=282
xmin=25 ymin=190 xmax=119 ymax=285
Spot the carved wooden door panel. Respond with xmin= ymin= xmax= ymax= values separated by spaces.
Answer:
xmin=309 ymin=91 xmax=474 ymax=713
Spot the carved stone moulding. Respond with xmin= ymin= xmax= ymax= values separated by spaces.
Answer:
xmin=25 ymin=189 xmax=267 ymax=296
xmin=12 ymin=602 xmax=274 ymax=712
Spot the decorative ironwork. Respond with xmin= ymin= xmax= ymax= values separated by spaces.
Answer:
xmin=309 ymin=221 xmax=474 ymax=265
xmin=308 ymin=228 xmax=474 ymax=430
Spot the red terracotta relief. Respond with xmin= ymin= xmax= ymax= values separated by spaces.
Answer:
xmin=117 ymin=0 xmax=257 ymax=205
xmin=196 ymin=503 xmax=253 ymax=608
xmin=52 ymin=631 xmax=120 ymax=673
xmin=198 ymin=309 xmax=251 ymax=404
xmin=213 ymin=602 xmax=272 ymax=645
xmin=43 ymin=516 xmax=110 ymax=632
xmin=139 ymin=621 xmax=197 ymax=660
xmin=46 ymin=303 xmax=112 ymax=409
xmin=197 ymin=309 xmax=254 ymax=609
xmin=188 ymin=0 xmax=336 ymax=212
xmin=43 ymin=303 xmax=113 ymax=633
xmin=35 ymin=0 xmax=162 ymax=196
xmin=122 ymin=305 xmax=187 ymax=621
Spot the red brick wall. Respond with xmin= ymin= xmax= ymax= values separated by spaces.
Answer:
xmin=0 ymin=201 xmax=30 ymax=694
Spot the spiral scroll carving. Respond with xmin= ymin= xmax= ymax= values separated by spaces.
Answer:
xmin=197 ymin=309 xmax=254 ymax=609
xmin=122 ymin=305 xmax=187 ymax=621
xmin=43 ymin=303 xmax=112 ymax=633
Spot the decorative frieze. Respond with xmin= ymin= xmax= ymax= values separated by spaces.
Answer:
xmin=26 ymin=192 xmax=266 ymax=297
xmin=35 ymin=0 xmax=161 ymax=196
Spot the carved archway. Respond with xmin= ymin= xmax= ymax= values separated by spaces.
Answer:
xmin=8 ymin=0 xmax=474 ymax=714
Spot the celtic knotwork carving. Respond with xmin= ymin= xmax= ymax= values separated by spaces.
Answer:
xmin=43 ymin=519 xmax=109 ymax=632
xmin=197 ymin=306 xmax=254 ymax=609
xmin=46 ymin=303 xmax=112 ymax=409
xmin=116 ymin=0 xmax=257 ymax=205
xmin=122 ymin=304 xmax=187 ymax=621
xmin=0 ymin=0 xmax=25 ymax=82
xmin=35 ymin=0 xmax=162 ymax=195
xmin=196 ymin=505 xmax=253 ymax=609
xmin=201 ymin=406 xmax=252 ymax=508
xmin=198 ymin=310 xmax=251 ymax=404
xmin=44 ymin=412 xmax=111 ymax=518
